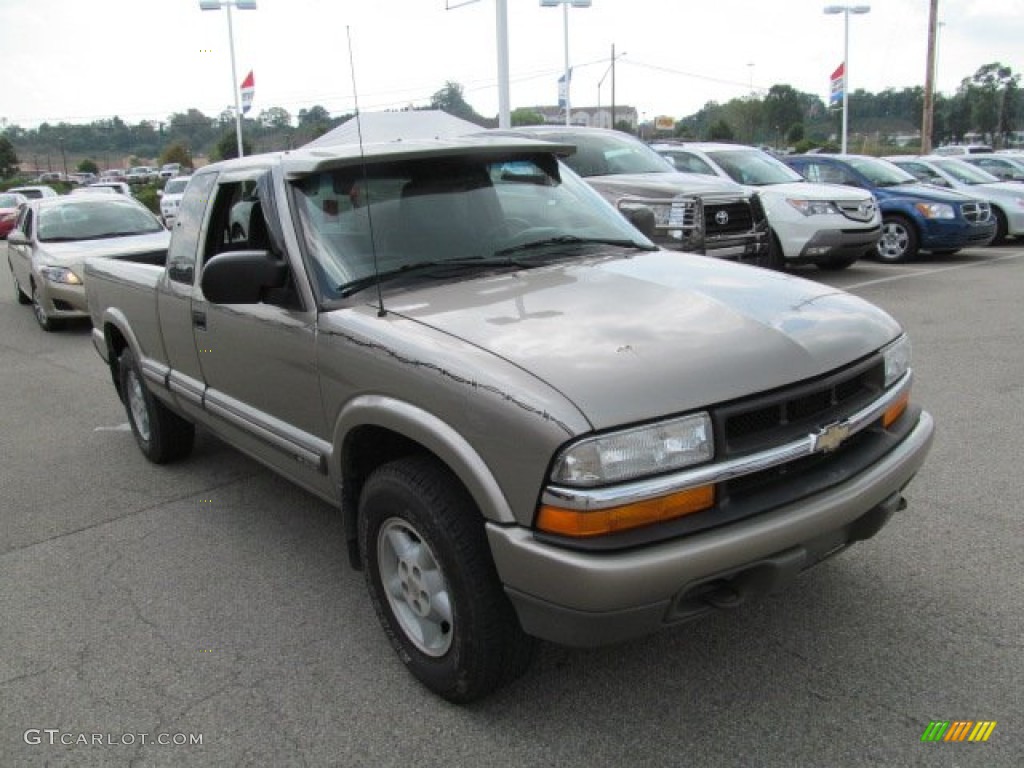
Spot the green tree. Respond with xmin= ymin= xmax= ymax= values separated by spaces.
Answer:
xmin=77 ymin=158 xmax=99 ymax=174
xmin=429 ymin=81 xmax=484 ymax=124
xmin=213 ymin=131 xmax=252 ymax=161
xmin=297 ymin=105 xmax=331 ymax=128
xmin=0 ymin=136 xmax=19 ymax=177
xmin=159 ymin=141 xmax=193 ymax=168
xmin=786 ymin=123 xmax=805 ymax=144
xmin=763 ymin=85 xmax=803 ymax=144
xmin=259 ymin=107 xmax=292 ymax=129
xmin=708 ymin=119 xmax=735 ymax=141
xmin=510 ymin=108 xmax=545 ymax=127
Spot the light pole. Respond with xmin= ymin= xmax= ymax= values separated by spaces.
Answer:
xmin=597 ymin=47 xmax=625 ymax=129
xmin=199 ymin=0 xmax=257 ymax=159
xmin=824 ymin=4 xmax=870 ymax=154
xmin=540 ymin=0 xmax=591 ymax=126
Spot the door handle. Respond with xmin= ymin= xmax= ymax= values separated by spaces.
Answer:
xmin=192 ymin=309 xmax=207 ymax=330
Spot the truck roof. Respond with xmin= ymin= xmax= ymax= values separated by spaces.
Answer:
xmin=205 ymin=136 xmax=577 ymax=180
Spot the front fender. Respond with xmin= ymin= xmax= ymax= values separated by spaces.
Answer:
xmin=334 ymin=394 xmax=516 ymax=525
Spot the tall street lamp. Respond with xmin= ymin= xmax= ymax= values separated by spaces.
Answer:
xmin=540 ymin=0 xmax=591 ymax=126
xmin=597 ymin=47 xmax=625 ymax=129
xmin=199 ymin=0 xmax=257 ymax=159
xmin=824 ymin=4 xmax=870 ymax=154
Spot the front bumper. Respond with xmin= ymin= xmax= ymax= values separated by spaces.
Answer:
xmin=788 ymin=225 xmax=881 ymax=264
xmin=487 ymin=409 xmax=933 ymax=647
xmin=36 ymin=277 xmax=89 ymax=318
xmin=918 ymin=218 xmax=996 ymax=250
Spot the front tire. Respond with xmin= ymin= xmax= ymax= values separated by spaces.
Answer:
xmin=359 ymin=456 xmax=535 ymax=704
xmin=31 ymin=283 xmax=58 ymax=331
xmin=119 ymin=347 xmax=195 ymax=463
xmin=10 ymin=266 xmax=31 ymax=305
xmin=990 ymin=207 xmax=1008 ymax=245
xmin=876 ymin=216 xmax=918 ymax=262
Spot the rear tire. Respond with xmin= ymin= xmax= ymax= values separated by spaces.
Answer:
xmin=359 ymin=456 xmax=536 ymax=704
xmin=119 ymin=347 xmax=195 ymax=463
xmin=876 ymin=216 xmax=918 ymax=262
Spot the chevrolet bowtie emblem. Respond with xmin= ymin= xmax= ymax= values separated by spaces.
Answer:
xmin=812 ymin=421 xmax=851 ymax=453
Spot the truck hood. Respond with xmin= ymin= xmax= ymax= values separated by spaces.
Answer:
xmin=36 ymin=230 xmax=170 ymax=266
xmin=587 ymin=172 xmax=746 ymax=200
xmin=385 ymin=250 xmax=901 ymax=430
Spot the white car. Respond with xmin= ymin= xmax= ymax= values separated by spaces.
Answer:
xmin=8 ymin=185 xmax=59 ymax=200
xmin=158 ymin=175 xmax=191 ymax=227
xmin=653 ymin=142 xmax=880 ymax=270
xmin=885 ymin=155 xmax=1024 ymax=243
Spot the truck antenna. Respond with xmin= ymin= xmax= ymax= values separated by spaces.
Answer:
xmin=347 ymin=25 xmax=386 ymax=317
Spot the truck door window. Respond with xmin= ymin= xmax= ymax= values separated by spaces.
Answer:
xmin=166 ymin=171 xmax=217 ymax=285
xmin=203 ymin=176 xmax=300 ymax=309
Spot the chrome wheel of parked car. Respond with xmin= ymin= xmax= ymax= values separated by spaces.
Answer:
xmin=10 ymin=267 xmax=31 ymax=305
xmin=31 ymin=284 xmax=56 ymax=331
xmin=118 ymin=347 xmax=195 ymax=463
xmin=359 ymin=456 xmax=535 ymax=704
xmin=377 ymin=517 xmax=453 ymax=657
xmin=876 ymin=216 xmax=918 ymax=262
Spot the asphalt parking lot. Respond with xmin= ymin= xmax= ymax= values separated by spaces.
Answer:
xmin=1 ymin=241 xmax=1021 ymax=767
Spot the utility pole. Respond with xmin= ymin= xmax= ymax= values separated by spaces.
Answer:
xmin=921 ymin=0 xmax=938 ymax=153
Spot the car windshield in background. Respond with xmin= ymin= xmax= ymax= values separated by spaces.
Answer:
xmin=708 ymin=149 xmax=804 ymax=186
xmin=0 ymin=193 xmax=24 ymax=207
xmin=293 ymin=154 xmax=651 ymax=301
xmin=164 ymin=178 xmax=190 ymax=195
xmin=846 ymin=156 xmax=917 ymax=187
xmin=37 ymin=199 xmax=163 ymax=242
xmin=559 ymin=132 xmax=675 ymax=177
xmin=933 ymin=158 xmax=1000 ymax=185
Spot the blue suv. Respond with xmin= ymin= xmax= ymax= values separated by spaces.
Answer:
xmin=784 ymin=154 xmax=996 ymax=262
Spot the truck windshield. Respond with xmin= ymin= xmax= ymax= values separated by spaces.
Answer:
xmin=292 ymin=154 xmax=651 ymax=300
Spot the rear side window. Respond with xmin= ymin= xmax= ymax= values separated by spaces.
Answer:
xmin=166 ymin=171 xmax=218 ymax=285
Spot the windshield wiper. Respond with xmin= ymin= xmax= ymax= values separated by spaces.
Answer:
xmin=337 ymin=256 xmax=532 ymax=298
xmin=494 ymin=235 xmax=655 ymax=258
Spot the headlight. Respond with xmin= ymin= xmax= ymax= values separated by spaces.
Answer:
xmin=551 ymin=413 xmax=713 ymax=487
xmin=787 ymin=199 xmax=840 ymax=216
xmin=883 ymin=335 xmax=912 ymax=387
xmin=39 ymin=266 xmax=82 ymax=285
xmin=914 ymin=202 xmax=955 ymax=219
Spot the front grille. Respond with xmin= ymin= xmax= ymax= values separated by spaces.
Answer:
xmin=704 ymin=201 xmax=754 ymax=235
xmin=836 ymin=199 xmax=877 ymax=222
xmin=716 ymin=356 xmax=885 ymax=457
xmin=961 ymin=201 xmax=992 ymax=223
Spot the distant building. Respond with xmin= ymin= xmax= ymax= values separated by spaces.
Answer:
xmin=526 ymin=105 xmax=639 ymax=130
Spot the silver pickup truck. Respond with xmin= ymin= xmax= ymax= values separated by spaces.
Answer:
xmin=85 ymin=136 xmax=934 ymax=703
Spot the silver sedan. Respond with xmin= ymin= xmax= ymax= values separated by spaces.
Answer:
xmin=7 ymin=195 xmax=169 ymax=331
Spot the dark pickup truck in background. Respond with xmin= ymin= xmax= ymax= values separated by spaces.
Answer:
xmin=84 ymin=135 xmax=933 ymax=703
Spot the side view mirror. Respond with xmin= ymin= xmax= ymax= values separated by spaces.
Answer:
xmin=7 ymin=230 xmax=28 ymax=246
xmin=201 ymin=250 xmax=288 ymax=304
xmin=157 ymin=190 xmax=164 ymax=198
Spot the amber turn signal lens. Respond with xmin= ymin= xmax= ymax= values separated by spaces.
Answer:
xmin=537 ymin=485 xmax=715 ymax=538
xmin=882 ymin=390 xmax=910 ymax=428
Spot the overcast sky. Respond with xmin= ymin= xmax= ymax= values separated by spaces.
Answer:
xmin=1 ymin=0 xmax=1021 ymax=129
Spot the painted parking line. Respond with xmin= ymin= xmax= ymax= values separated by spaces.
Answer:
xmin=843 ymin=250 xmax=1024 ymax=292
